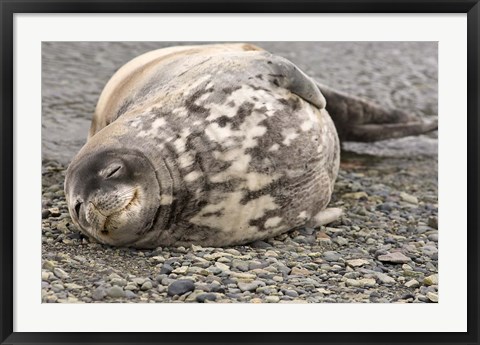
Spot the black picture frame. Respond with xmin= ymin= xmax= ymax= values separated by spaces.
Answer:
xmin=1 ymin=1 xmax=479 ymax=344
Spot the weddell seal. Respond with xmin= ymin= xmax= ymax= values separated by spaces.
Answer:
xmin=64 ymin=43 xmax=437 ymax=248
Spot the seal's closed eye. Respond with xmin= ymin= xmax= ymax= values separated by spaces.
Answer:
xmin=101 ymin=163 xmax=123 ymax=179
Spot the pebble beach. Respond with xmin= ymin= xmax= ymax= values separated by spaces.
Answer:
xmin=41 ymin=42 xmax=438 ymax=303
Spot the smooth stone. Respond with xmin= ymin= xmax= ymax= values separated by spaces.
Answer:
xmin=196 ymin=293 xmax=218 ymax=303
xmin=215 ymin=262 xmax=230 ymax=271
xmin=111 ymin=278 xmax=127 ymax=287
xmin=231 ymin=259 xmax=249 ymax=272
xmin=53 ymin=268 xmax=69 ymax=279
xmin=159 ymin=264 xmax=173 ymax=275
xmin=92 ymin=287 xmax=107 ymax=301
xmin=377 ymin=252 xmax=410 ymax=264
xmin=405 ymin=279 xmax=420 ymax=288
xmin=290 ymin=267 xmax=311 ymax=276
xmin=426 ymin=291 xmax=438 ymax=302
xmin=132 ymin=277 xmax=146 ymax=285
xmin=427 ymin=234 xmax=438 ymax=242
xmin=237 ymin=280 xmax=265 ymax=292
xmin=167 ymin=279 xmax=195 ymax=296
xmin=423 ymin=274 xmax=438 ymax=286
xmin=323 ymin=251 xmax=341 ymax=262
xmin=125 ymin=290 xmax=137 ymax=299
xmin=374 ymin=272 xmax=395 ymax=284
xmin=107 ymin=286 xmax=125 ymax=298
xmin=400 ymin=192 xmax=418 ymax=204
xmin=173 ymin=266 xmax=188 ymax=274
xmin=346 ymin=259 xmax=369 ymax=267
xmin=283 ymin=289 xmax=299 ymax=298
xmin=345 ymin=278 xmax=376 ymax=288
xmin=334 ymin=237 xmax=349 ymax=246
xmin=421 ymin=246 xmax=438 ymax=257
xmin=141 ymin=281 xmax=153 ymax=290
xmin=42 ymin=260 xmax=56 ymax=271
xmin=265 ymin=296 xmax=280 ymax=303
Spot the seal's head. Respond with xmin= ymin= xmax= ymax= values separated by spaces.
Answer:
xmin=64 ymin=148 xmax=161 ymax=247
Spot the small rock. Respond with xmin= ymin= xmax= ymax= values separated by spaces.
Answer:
xmin=400 ymin=192 xmax=418 ymax=204
xmin=265 ymin=250 xmax=278 ymax=257
xmin=215 ymin=262 xmax=230 ymax=271
xmin=423 ymin=274 xmax=438 ymax=286
xmin=428 ymin=216 xmax=438 ymax=229
xmin=378 ymin=252 xmax=410 ymax=264
xmin=107 ymin=286 xmax=124 ymax=298
xmin=173 ymin=266 xmax=188 ymax=274
xmin=141 ymin=281 xmax=153 ymax=290
xmin=290 ymin=267 xmax=311 ymax=276
xmin=125 ymin=290 xmax=137 ymax=299
xmin=323 ymin=251 xmax=341 ymax=262
xmin=196 ymin=293 xmax=217 ymax=303
xmin=132 ymin=277 xmax=146 ymax=285
xmin=421 ymin=246 xmax=438 ymax=258
xmin=231 ymin=259 xmax=249 ymax=272
xmin=316 ymin=231 xmax=331 ymax=242
xmin=283 ymin=289 xmax=299 ymax=297
xmin=334 ymin=237 xmax=349 ymax=246
xmin=42 ymin=260 xmax=55 ymax=271
xmin=92 ymin=286 xmax=107 ymax=301
xmin=53 ymin=268 xmax=69 ymax=279
xmin=345 ymin=278 xmax=376 ymax=288
xmin=346 ymin=259 xmax=369 ymax=267
xmin=111 ymin=278 xmax=127 ymax=287
xmin=48 ymin=207 xmax=61 ymax=217
xmin=375 ymin=272 xmax=395 ymax=284
xmin=427 ymin=234 xmax=438 ymax=242
xmin=343 ymin=192 xmax=368 ymax=200
xmin=426 ymin=292 xmax=438 ymax=302
xmin=64 ymin=283 xmax=83 ymax=290
xmin=266 ymin=296 xmax=280 ymax=303
xmin=159 ymin=264 xmax=173 ymax=275
xmin=405 ymin=279 xmax=420 ymax=288
xmin=237 ymin=280 xmax=264 ymax=292
xmin=124 ymin=283 xmax=138 ymax=291
xmin=42 ymin=209 xmax=51 ymax=219
xmin=167 ymin=279 xmax=195 ymax=296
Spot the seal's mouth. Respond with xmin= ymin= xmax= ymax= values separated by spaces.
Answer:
xmin=84 ymin=187 xmax=140 ymax=236
xmin=103 ymin=188 xmax=140 ymax=233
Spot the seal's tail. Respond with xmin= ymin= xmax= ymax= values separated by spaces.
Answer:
xmin=316 ymin=82 xmax=438 ymax=143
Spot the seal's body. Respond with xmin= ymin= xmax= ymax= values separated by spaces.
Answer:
xmin=65 ymin=43 xmax=436 ymax=248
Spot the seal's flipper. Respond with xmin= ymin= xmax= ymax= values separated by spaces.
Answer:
xmin=309 ymin=207 xmax=343 ymax=228
xmin=316 ymin=82 xmax=438 ymax=142
xmin=262 ymin=55 xmax=326 ymax=109
xmin=347 ymin=118 xmax=438 ymax=142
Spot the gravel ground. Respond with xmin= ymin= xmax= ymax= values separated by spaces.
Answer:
xmin=41 ymin=42 xmax=438 ymax=303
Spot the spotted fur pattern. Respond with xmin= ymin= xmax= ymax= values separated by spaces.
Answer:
xmin=67 ymin=44 xmax=340 ymax=247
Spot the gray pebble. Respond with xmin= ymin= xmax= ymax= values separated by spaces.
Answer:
xmin=323 ymin=251 xmax=341 ymax=262
xmin=92 ymin=287 xmax=107 ymax=301
xmin=167 ymin=279 xmax=195 ymax=296
xmin=196 ymin=293 xmax=218 ymax=303
xmin=107 ymin=286 xmax=125 ymax=298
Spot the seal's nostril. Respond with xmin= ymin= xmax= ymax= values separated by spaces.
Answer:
xmin=74 ymin=200 xmax=83 ymax=218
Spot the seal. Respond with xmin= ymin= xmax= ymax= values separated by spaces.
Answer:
xmin=64 ymin=43 xmax=437 ymax=248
